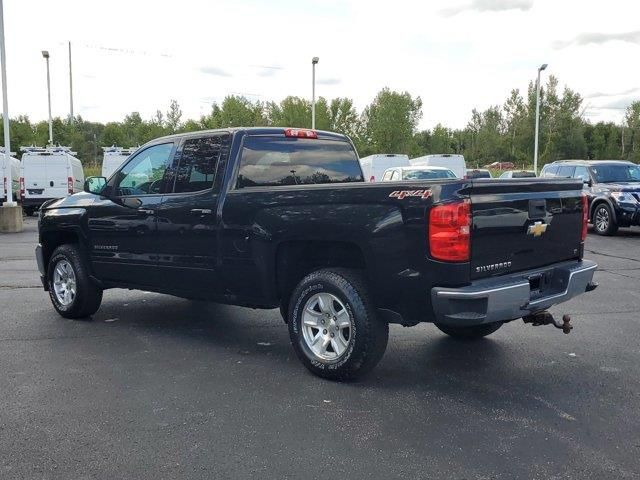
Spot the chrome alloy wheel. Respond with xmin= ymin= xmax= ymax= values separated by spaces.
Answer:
xmin=301 ymin=293 xmax=353 ymax=361
xmin=53 ymin=259 xmax=76 ymax=306
xmin=595 ymin=206 xmax=609 ymax=233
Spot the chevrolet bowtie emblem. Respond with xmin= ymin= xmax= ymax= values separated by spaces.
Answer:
xmin=527 ymin=221 xmax=548 ymax=237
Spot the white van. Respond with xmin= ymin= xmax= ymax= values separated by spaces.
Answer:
xmin=20 ymin=146 xmax=84 ymax=215
xmin=359 ymin=154 xmax=410 ymax=182
xmin=0 ymin=148 xmax=20 ymax=205
xmin=101 ymin=146 xmax=136 ymax=179
xmin=410 ymin=154 xmax=467 ymax=179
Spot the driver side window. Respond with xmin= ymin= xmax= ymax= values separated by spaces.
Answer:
xmin=112 ymin=143 xmax=174 ymax=196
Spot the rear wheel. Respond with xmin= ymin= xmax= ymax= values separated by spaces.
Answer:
xmin=47 ymin=244 xmax=103 ymax=319
xmin=435 ymin=322 xmax=503 ymax=339
xmin=288 ymin=269 xmax=388 ymax=381
xmin=593 ymin=203 xmax=618 ymax=236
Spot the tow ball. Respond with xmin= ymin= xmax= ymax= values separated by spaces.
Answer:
xmin=523 ymin=311 xmax=573 ymax=334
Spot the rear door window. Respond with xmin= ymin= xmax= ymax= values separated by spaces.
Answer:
xmin=237 ymin=136 xmax=363 ymax=188
xmin=541 ymin=165 xmax=559 ymax=177
xmin=171 ymin=134 xmax=229 ymax=193
xmin=557 ymin=165 xmax=575 ymax=177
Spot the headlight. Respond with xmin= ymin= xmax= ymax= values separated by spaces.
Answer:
xmin=610 ymin=192 xmax=639 ymax=204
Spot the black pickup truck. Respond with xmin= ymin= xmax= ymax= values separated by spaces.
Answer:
xmin=36 ymin=127 xmax=597 ymax=380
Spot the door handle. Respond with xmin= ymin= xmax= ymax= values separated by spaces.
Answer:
xmin=190 ymin=208 xmax=212 ymax=215
xmin=139 ymin=209 xmax=155 ymax=215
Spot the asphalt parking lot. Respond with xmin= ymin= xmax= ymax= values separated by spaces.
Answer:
xmin=1 ymin=218 xmax=639 ymax=479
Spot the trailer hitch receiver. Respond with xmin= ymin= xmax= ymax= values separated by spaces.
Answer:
xmin=523 ymin=311 xmax=573 ymax=334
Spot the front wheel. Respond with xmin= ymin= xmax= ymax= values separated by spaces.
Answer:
xmin=435 ymin=322 xmax=503 ymax=339
xmin=593 ymin=203 xmax=618 ymax=236
xmin=47 ymin=244 xmax=103 ymax=319
xmin=288 ymin=269 xmax=388 ymax=381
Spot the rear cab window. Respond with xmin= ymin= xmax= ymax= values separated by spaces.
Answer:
xmin=236 ymin=136 xmax=363 ymax=188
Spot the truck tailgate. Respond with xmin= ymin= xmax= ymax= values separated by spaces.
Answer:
xmin=470 ymin=179 xmax=584 ymax=280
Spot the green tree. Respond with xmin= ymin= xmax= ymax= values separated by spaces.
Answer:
xmin=360 ymin=88 xmax=422 ymax=155
xmin=166 ymin=99 xmax=183 ymax=133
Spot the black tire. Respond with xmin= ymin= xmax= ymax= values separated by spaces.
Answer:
xmin=287 ymin=268 xmax=388 ymax=381
xmin=47 ymin=244 xmax=103 ymax=319
xmin=435 ymin=322 xmax=503 ymax=339
xmin=592 ymin=203 xmax=618 ymax=236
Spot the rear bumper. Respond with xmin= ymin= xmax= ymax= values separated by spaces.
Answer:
xmin=22 ymin=198 xmax=55 ymax=208
xmin=431 ymin=260 xmax=597 ymax=326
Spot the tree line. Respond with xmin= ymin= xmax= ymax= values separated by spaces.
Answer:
xmin=2 ymin=76 xmax=639 ymax=168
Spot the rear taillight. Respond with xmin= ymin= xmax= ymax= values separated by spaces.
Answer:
xmin=68 ymin=176 xmax=73 ymax=195
xmin=581 ymin=193 xmax=588 ymax=241
xmin=429 ymin=200 xmax=471 ymax=262
xmin=284 ymin=128 xmax=317 ymax=139
xmin=19 ymin=177 xmax=25 ymax=198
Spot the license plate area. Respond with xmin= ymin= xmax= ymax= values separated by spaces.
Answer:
xmin=27 ymin=189 xmax=44 ymax=195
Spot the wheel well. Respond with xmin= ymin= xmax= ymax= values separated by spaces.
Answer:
xmin=590 ymin=199 xmax=613 ymax=223
xmin=42 ymin=231 xmax=80 ymax=273
xmin=275 ymin=241 xmax=367 ymax=309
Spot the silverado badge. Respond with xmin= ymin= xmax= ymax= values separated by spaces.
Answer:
xmin=527 ymin=221 xmax=548 ymax=237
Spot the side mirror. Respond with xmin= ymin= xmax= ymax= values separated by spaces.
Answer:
xmin=84 ymin=176 xmax=107 ymax=195
xmin=583 ymin=178 xmax=592 ymax=187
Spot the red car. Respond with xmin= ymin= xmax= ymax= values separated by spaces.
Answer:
xmin=484 ymin=161 xmax=515 ymax=170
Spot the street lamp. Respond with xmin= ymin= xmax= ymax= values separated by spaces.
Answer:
xmin=42 ymin=50 xmax=53 ymax=145
xmin=311 ymin=56 xmax=319 ymax=130
xmin=0 ymin=0 xmax=16 ymax=206
xmin=533 ymin=63 xmax=547 ymax=174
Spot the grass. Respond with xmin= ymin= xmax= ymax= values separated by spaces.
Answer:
xmin=83 ymin=165 xmax=101 ymax=178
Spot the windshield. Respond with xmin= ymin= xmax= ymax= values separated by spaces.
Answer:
xmin=403 ymin=169 xmax=456 ymax=180
xmin=591 ymin=164 xmax=640 ymax=183
xmin=512 ymin=171 xmax=536 ymax=178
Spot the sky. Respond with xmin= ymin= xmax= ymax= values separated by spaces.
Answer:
xmin=2 ymin=0 xmax=639 ymax=130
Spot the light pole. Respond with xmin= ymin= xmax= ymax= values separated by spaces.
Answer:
xmin=533 ymin=63 xmax=547 ymax=174
xmin=68 ymin=41 xmax=74 ymax=125
xmin=311 ymin=56 xmax=319 ymax=129
xmin=0 ymin=0 xmax=13 ymax=205
xmin=42 ymin=50 xmax=53 ymax=145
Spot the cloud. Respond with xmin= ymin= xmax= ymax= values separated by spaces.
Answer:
xmin=600 ymin=96 xmax=640 ymax=110
xmin=252 ymin=65 xmax=283 ymax=78
xmin=199 ymin=66 xmax=232 ymax=77
xmin=554 ymin=30 xmax=640 ymax=49
xmin=586 ymin=88 xmax=640 ymax=99
xmin=441 ymin=0 xmax=533 ymax=17
xmin=317 ymin=78 xmax=341 ymax=86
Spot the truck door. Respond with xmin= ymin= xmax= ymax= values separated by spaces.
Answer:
xmin=87 ymin=142 xmax=176 ymax=287
xmin=156 ymin=133 xmax=230 ymax=296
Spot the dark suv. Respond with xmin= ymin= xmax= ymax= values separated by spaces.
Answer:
xmin=541 ymin=160 xmax=640 ymax=235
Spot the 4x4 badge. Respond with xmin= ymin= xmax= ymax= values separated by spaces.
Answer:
xmin=527 ymin=221 xmax=548 ymax=237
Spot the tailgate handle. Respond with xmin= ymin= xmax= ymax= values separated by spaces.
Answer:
xmin=529 ymin=199 xmax=546 ymax=219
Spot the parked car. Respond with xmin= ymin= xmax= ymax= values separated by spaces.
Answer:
xmin=101 ymin=146 xmax=136 ymax=179
xmin=381 ymin=166 xmax=456 ymax=181
xmin=20 ymin=146 xmax=84 ymax=216
xmin=499 ymin=170 xmax=537 ymax=179
xmin=466 ymin=168 xmax=492 ymax=179
xmin=410 ymin=154 xmax=466 ymax=178
xmin=541 ymin=160 xmax=640 ymax=235
xmin=0 ymin=148 xmax=20 ymax=205
xmin=485 ymin=161 xmax=515 ymax=170
xmin=36 ymin=127 xmax=597 ymax=380
xmin=359 ymin=154 xmax=409 ymax=182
